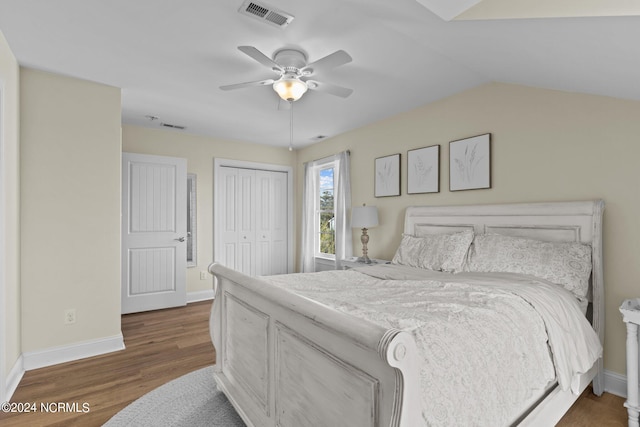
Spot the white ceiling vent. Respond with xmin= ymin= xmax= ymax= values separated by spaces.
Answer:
xmin=160 ymin=122 xmax=186 ymax=130
xmin=238 ymin=0 xmax=294 ymax=28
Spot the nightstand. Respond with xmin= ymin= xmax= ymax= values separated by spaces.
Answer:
xmin=340 ymin=257 xmax=390 ymax=270
xmin=620 ymin=298 xmax=640 ymax=427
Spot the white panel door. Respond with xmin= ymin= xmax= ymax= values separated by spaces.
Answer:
xmin=217 ymin=166 xmax=256 ymax=276
xmin=218 ymin=166 xmax=239 ymax=272
xmin=237 ymin=168 xmax=256 ymax=276
xmin=255 ymin=170 xmax=288 ymax=276
xmin=255 ymin=171 xmax=271 ymax=276
xmin=270 ymin=171 xmax=289 ymax=275
xmin=216 ymin=165 xmax=289 ymax=277
xmin=122 ymin=152 xmax=187 ymax=314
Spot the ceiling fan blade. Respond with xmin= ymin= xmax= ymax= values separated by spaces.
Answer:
xmin=305 ymin=80 xmax=353 ymax=98
xmin=301 ymin=50 xmax=352 ymax=75
xmin=238 ymin=46 xmax=283 ymax=72
xmin=220 ymin=78 xmax=275 ymax=91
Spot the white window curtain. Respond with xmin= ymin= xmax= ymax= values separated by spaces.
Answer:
xmin=333 ymin=151 xmax=352 ymax=269
xmin=300 ymin=161 xmax=317 ymax=273
xmin=300 ymin=151 xmax=352 ymax=272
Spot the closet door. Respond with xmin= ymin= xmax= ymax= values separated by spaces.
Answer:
xmin=237 ymin=168 xmax=256 ymax=275
xmin=218 ymin=166 xmax=239 ymax=272
xmin=218 ymin=167 xmax=257 ymax=276
xmin=255 ymin=170 xmax=288 ymax=276
xmin=270 ymin=170 xmax=288 ymax=275
xmin=215 ymin=161 xmax=291 ymax=276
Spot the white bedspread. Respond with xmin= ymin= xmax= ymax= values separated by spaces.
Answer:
xmin=263 ymin=265 xmax=602 ymax=427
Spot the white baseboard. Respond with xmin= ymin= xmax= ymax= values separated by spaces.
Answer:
xmin=18 ymin=296 xmax=211 ymax=374
xmin=604 ymin=369 xmax=627 ymax=398
xmin=187 ymin=289 xmax=214 ymax=303
xmin=22 ymin=333 xmax=125 ymax=371
xmin=4 ymin=355 xmax=24 ymax=401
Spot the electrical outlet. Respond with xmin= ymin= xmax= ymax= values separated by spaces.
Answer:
xmin=200 ymin=271 xmax=208 ymax=280
xmin=64 ymin=309 xmax=76 ymax=325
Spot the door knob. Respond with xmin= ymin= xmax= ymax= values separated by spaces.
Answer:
xmin=175 ymin=237 xmax=186 ymax=242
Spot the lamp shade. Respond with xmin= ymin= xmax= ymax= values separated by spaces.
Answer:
xmin=273 ymin=75 xmax=308 ymax=101
xmin=351 ymin=205 xmax=379 ymax=229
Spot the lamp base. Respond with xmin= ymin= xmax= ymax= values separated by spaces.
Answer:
xmin=358 ymin=228 xmax=372 ymax=264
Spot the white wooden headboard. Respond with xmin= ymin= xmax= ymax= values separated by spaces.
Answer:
xmin=403 ymin=200 xmax=605 ymax=392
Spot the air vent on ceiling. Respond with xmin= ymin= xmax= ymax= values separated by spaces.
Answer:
xmin=238 ymin=0 xmax=294 ymax=28
xmin=160 ymin=123 xmax=186 ymax=130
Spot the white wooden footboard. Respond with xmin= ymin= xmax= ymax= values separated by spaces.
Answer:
xmin=209 ymin=263 xmax=421 ymax=427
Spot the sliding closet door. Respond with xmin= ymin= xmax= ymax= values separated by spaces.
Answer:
xmin=216 ymin=163 xmax=289 ymax=277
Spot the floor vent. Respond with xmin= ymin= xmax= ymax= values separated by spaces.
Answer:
xmin=160 ymin=123 xmax=186 ymax=130
xmin=238 ymin=0 xmax=294 ymax=28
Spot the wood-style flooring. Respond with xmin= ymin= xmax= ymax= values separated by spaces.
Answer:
xmin=0 ymin=301 xmax=215 ymax=427
xmin=0 ymin=300 xmax=628 ymax=426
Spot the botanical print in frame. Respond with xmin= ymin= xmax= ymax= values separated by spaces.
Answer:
xmin=375 ymin=153 xmax=401 ymax=197
xmin=449 ymin=133 xmax=491 ymax=191
xmin=407 ymin=145 xmax=439 ymax=194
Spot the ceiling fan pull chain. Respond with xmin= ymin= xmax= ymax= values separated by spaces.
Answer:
xmin=289 ymin=100 xmax=294 ymax=151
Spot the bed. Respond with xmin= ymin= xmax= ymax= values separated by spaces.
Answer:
xmin=208 ymin=200 xmax=605 ymax=426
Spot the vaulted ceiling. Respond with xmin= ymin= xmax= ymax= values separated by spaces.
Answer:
xmin=1 ymin=0 xmax=638 ymax=149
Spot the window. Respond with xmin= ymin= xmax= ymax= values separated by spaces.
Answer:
xmin=316 ymin=163 xmax=336 ymax=258
xmin=301 ymin=150 xmax=351 ymax=273
xmin=186 ymin=173 xmax=197 ymax=267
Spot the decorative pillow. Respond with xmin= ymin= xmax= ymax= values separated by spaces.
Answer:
xmin=392 ymin=230 xmax=474 ymax=273
xmin=391 ymin=234 xmax=425 ymax=268
xmin=466 ymin=233 xmax=592 ymax=301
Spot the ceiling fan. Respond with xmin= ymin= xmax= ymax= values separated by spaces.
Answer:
xmin=220 ymin=46 xmax=353 ymax=104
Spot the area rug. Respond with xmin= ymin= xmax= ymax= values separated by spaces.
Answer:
xmin=104 ymin=366 xmax=245 ymax=426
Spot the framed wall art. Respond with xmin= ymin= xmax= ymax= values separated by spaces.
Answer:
xmin=449 ymin=133 xmax=491 ymax=191
xmin=407 ymin=145 xmax=439 ymax=194
xmin=374 ymin=153 xmax=401 ymax=197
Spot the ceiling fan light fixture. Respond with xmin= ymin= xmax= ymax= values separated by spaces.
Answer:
xmin=273 ymin=75 xmax=308 ymax=101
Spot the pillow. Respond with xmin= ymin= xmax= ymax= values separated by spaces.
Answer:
xmin=391 ymin=234 xmax=425 ymax=269
xmin=466 ymin=233 xmax=592 ymax=301
xmin=392 ymin=230 xmax=474 ymax=273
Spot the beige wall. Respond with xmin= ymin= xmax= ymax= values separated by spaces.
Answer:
xmin=7 ymin=63 xmax=638 ymax=382
xmin=122 ymin=125 xmax=296 ymax=294
xmin=0 ymin=30 xmax=20 ymax=387
xmin=20 ymin=68 xmax=122 ymax=352
xmin=297 ymin=82 xmax=640 ymax=376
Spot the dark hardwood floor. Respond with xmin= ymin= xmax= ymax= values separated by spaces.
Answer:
xmin=0 ymin=300 xmax=627 ymax=426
